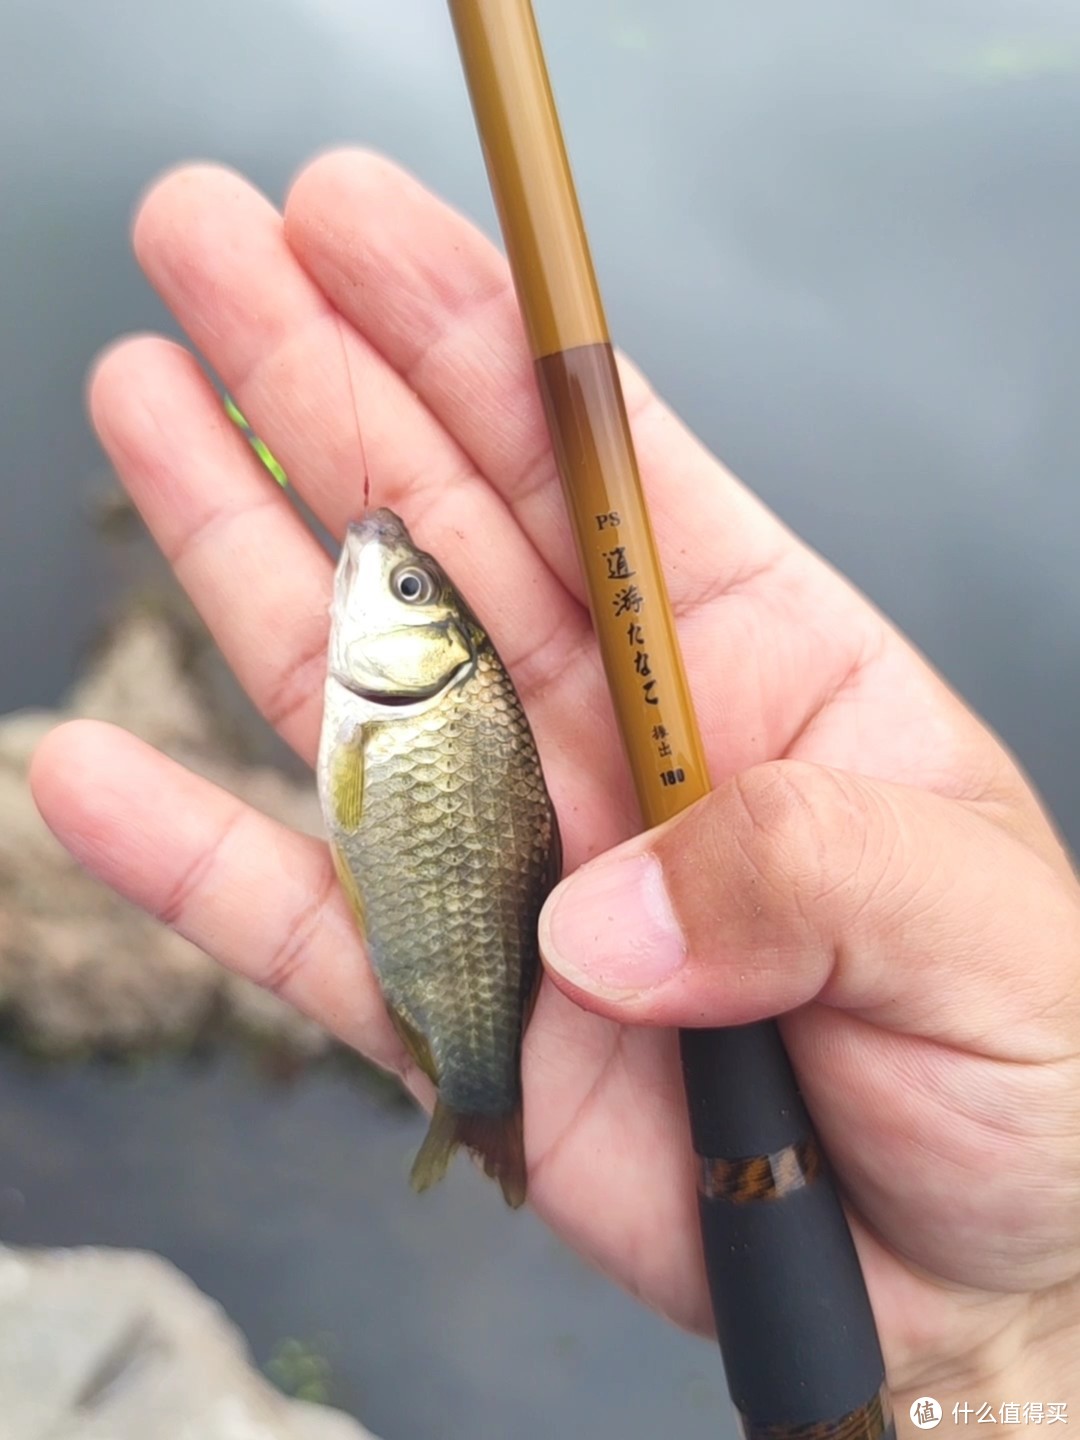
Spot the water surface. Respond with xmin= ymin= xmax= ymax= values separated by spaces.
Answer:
xmin=3 ymin=2 xmax=1080 ymax=1434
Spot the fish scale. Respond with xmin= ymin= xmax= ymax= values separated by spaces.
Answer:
xmin=349 ymin=652 xmax=550 ymax=1111
xmin=318 ymin=509 xmax=560 ymax=1206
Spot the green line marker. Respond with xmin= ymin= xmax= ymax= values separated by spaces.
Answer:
xmin=225 ymin=394 xmax=289 ymax=488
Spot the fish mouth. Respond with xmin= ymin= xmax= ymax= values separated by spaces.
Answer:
xmin=334 ymin=656 xmax=474 ymax=708
xmin=345 ymin=508 xmax=412 ymax=545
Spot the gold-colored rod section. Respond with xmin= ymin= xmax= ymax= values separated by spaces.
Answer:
xmin=448 ymin=0 xmax=710 ymax=827
xmin=448 ymin=0 xmax=607 ymax=358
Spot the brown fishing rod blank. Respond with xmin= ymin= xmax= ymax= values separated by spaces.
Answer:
xmin=446 ymin=2 xmax=893 ymax=1435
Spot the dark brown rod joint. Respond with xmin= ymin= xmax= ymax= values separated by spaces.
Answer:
xmin=736 ymin=1386 xmax=894 ymax=1440
xmin=700 ymin=1136 xmax=824 ymax=1203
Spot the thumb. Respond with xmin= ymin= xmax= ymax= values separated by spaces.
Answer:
xmin=539 ymin=760 xmax=1080 ymax=1058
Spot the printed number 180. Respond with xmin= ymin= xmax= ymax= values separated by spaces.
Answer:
xmin=660 ymin=769 xmax=686 ymax=787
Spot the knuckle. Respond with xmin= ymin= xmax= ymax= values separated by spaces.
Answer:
xmin=259 ymin=858 xmax=339 ymax=1000
xmin=727 ymin=761 xmax=874 ymax=913
xmin=156 ymin=808 xmax=246 ymax=930
xmin=262 ymin=624 xmax=330 ymax=736
xmin=730 ymin=761 xmax=821 ymax=863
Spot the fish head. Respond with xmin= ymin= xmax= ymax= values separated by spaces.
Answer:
xmin=328 ymin=508 xmax=479 ymax=703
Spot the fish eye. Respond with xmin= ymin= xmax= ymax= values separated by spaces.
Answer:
xmin=391 ymin=564 xmax=437 ymax=605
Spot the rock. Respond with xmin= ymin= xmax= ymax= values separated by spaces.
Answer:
xmin=3 ymin=916 xmax=218 ymax=1055
xmin=0 ymin=1244 xmax=379 ymax=1440
xmin=67 ymin=610 xmax=216 ymax=754
xmin=0 ymin=597 xmax=334 ymax=1062
xmin=0 ymin=713 xmax=82 ymax=913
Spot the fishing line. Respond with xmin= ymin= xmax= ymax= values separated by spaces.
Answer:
xmin=332 ymin=310 xmax=372 ymax=515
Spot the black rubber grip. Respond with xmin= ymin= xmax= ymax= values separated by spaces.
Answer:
xmin=682 ymin=1019 xmax=814 ymax=1156
xmin=681 ymin=1022 xmax=889 ymax=1433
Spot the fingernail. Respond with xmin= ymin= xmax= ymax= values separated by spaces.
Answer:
xmin=540 ymin=851 xmax=687 ymax=997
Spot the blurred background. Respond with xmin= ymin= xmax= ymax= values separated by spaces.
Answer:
xmin=2 ymin=1 xmax=1080 ymax=1436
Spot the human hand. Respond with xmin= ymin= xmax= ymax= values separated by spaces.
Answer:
xmin=30 ymin=152 xmax=1080 ymax=1414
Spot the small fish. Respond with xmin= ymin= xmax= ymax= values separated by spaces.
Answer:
xmin=317 ymin=509 xmax=561 ymax=1207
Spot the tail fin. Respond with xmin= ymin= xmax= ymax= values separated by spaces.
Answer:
xmin=409 ymin=1099 xmax=527 ymax=1209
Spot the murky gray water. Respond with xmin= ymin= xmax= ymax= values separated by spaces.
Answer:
xmin=0 ymin=1051 xmax=727 ymax=1438
xmin=3 ymin=0 xmax=1080 ymax=1434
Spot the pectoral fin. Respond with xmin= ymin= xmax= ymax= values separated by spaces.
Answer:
xmin=329 ymin=729 xmax=366 ymax=833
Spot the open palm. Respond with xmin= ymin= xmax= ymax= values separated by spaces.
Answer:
xmin=33 ymin=153 xmax=1080 ymax=1400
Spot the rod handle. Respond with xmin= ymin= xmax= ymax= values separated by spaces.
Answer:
xmin=681 ymin=1024 xmax=893 ymax=1439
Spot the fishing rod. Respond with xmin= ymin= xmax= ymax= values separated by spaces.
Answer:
xmin=446 ymin=4 xmax=893 ymax=1436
